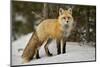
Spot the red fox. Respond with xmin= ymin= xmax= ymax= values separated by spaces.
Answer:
xmin=22 ymin=8 xmax=74 ymax=63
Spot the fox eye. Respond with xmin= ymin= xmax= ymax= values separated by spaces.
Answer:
xmin=63 ymin=17 xmax=66 ymax=19
xmin=67 ymin=17 xmax=70 ymax=19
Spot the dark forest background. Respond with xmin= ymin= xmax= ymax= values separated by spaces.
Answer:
xmin=11 ymin=1 xmax=96 ymax=46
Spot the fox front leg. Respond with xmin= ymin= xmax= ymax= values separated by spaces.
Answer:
xmin=56 ymin=39 xmax=61 ymax=54
xmin=62 ymin=38 xmax=66 ymax=54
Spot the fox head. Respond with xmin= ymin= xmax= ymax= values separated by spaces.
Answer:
xmin=58 ymin=8 xmax=74 ymax=29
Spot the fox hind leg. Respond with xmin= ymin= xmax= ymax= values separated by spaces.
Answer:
xmin=44 ymin=38 xmax=53 ymax=56
xmin=35 ymin=49 xmax=40 ymax=59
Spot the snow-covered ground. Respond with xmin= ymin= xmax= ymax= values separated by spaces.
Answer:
xmin=11 ymin=33 xmax=96 ymax=66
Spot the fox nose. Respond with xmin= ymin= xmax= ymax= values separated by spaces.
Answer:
xmin=66 ymin=21 xmax=69 ymax=23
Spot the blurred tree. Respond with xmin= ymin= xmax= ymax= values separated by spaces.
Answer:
xmin=42 ymin=3 xmax=48 ymax=19
xmin=12 ymin=1 xmax=96 ymax=44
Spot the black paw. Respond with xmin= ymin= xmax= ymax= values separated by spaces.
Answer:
xmin=48 ymin=53 xmax=53 ymax=56
xmin=62 ymin=50 xmax=66 ymax=54
xmin=47 ymin=50 xmax=53 ymax=56
xmin=57 ymin=51 xmax=61 ymax=55
xmin=36 ymin=53 xmax=40 ymax=59
xmin=62 ymin=51 xmax=66 ymax=54
xmin=36 ymin=55 xmax=40 ymax=59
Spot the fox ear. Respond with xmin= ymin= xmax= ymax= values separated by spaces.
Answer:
xmin=59 ymin=8 xmax=64 ymax=15
xmin=67 ymin=8 xmax=72 ymax=15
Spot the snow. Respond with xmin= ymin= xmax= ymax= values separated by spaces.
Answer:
xmin=11 ymin=33 xmax=95 ymax=66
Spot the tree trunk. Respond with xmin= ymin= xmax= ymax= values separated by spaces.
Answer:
xmin=86 ymin=7 xmax=90 ymax=43
xmin=43 ymin=3 xmax=48 ymax=19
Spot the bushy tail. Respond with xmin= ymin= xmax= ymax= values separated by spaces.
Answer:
xmin=22 ymin=31 xmax=41 ymax=63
